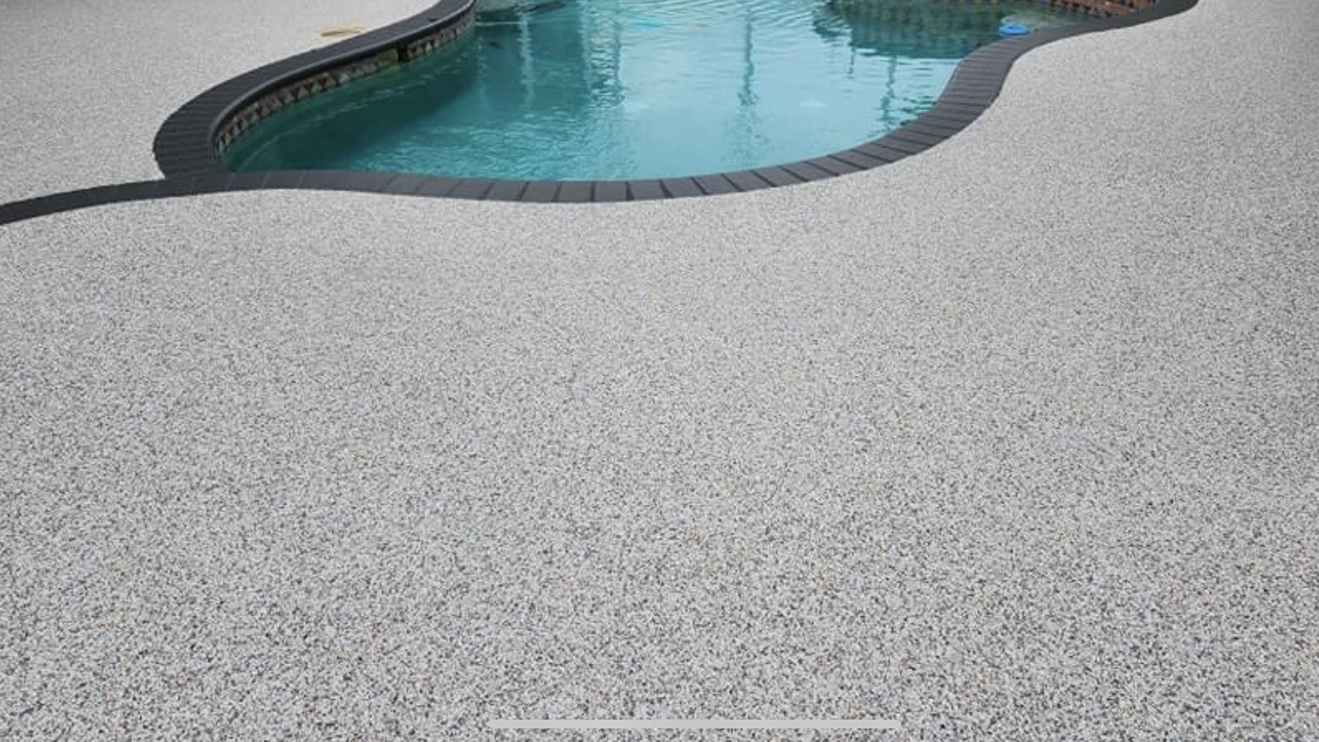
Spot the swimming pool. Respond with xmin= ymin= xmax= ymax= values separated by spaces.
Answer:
xmin=222 ymin=0 xmax=1088 ymax=182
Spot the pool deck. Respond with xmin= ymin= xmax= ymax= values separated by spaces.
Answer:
xmin=2 ymin=0 xmax=1318 ymax=740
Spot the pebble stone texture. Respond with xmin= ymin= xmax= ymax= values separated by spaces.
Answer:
xmin=3 ymin=0 xmax=1319 ymax=740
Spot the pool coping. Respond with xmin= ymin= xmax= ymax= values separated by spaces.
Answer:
xmin=0 ymin=0 xmax=1198 ymax=225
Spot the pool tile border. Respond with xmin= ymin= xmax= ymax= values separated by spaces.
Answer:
xmin=0 ymin=0 xmax=1198 ymax=225
xmin=212 ymin=10 xmax=476 ymax=158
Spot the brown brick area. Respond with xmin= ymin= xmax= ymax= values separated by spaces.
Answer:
xmin=1045 ymin=0 xmax=1155 ymax=17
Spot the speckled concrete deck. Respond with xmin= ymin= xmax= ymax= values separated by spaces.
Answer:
xmin=2 ymin=0 xmax=1318 ymax=740
xmin=0 ymin=0 xmax=428 ymax=204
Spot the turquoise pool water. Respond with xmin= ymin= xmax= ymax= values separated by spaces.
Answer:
xmin=224 ymin=0 xmax=1086 ymax=181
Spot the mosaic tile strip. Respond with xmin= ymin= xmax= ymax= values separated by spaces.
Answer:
xmin=214 ymin=6 xmax=476 ymax=156
xmin=406 ymin=11 xmax=475 ymax=60
xmin=839 ymin=0 xmax=1151 ymax=20
xmin=1046 ymin=0 xmax=1155 ymax=17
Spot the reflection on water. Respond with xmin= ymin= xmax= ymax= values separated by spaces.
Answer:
xmin=225 ymin=0 xmax=1087 ymax=181
xmin=816 ymin=0 xmax=1081 ymax=58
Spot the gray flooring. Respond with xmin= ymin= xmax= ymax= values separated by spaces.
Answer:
xmin=2 ymin=0 xmax=1318 ymax=739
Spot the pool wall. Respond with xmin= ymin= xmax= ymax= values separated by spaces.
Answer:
xmin=0 ymin=0 xmax=1197 ymax=224
xmin=1056 ymin=0 xmax=1154 ymax=16
xmin=213 ymin=12 xmax=475 ymax=157
xmin=159 ymin=0 xmax=478 ymax=172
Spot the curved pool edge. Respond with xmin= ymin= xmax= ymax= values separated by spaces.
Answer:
xmin=0 ymin=0 xmax=1198 ymax=225
xmin=154 ymin=0 xmax=478 ymax=177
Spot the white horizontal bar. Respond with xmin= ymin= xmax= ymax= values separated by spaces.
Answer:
xmin=489 ymin=719 xmax=900 ymax=730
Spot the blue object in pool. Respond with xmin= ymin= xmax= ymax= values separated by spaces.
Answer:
xmin=225 ymin=0 xmax=1088 ymax=181
xmin=999 ymin=23 xmax=1031 ymax=36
